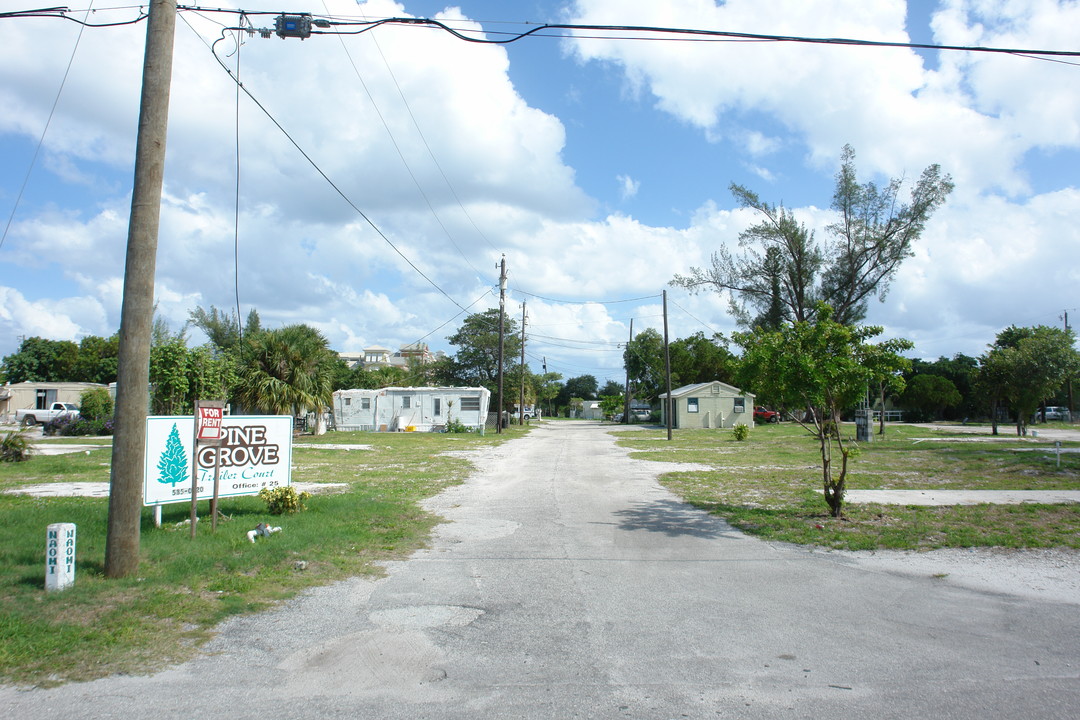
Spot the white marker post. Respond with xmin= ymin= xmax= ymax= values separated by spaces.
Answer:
xmin=46 ymin=523 xmax=76 ymax=592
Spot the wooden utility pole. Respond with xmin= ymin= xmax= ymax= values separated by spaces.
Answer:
xmin=519 ymin=301 xmax=526 ymax=425
xmin=497 ymin=256 xmax=506 ymax=434
xmin=663 ymin=290 xmax=673 ymax=441
xmin=624 ymin=318 xmax=633 ymax=424
xmin=105 ymin=0 xmax=177 ymax=578
xmin=1066 ymin=310 xmax=1074 ymax=421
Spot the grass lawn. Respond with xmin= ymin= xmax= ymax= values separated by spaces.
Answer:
xmin=615 ymin=422 xmax=1080 ymax=552
xmin=0 ymin=425 xmax=526 ymax=687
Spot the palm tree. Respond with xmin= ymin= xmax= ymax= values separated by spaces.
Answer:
xmin=236 ymin=325 xmax=336 ymax=426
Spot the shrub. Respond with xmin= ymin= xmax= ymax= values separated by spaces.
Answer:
xmin=79 ymin=387 xmax=114 ymax=421
xmin=258 ymin=486 xmax=311 ymax=515
xmin=44 ymin=415 xmax=115 ymax=437
xmin=732 ymin=423 xmax=750 ymax=441
xmin=444 ymin=418 xmax=472 ymax=434
xmin=0 ymin=430 xmax=35 ymax=462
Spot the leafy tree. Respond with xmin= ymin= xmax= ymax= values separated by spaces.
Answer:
xmin=1 ymin=337 xmax=79 ymax=382
xmin=862 ymin=338 xmax=913 ymax=434
xmin=899 ymin=374 xmax=962 ymax=421
xmin=535 ymin=371 xmax=563 ymax=416
xmin=980 ymin=325 xmax=1079 ymax=436
xmin=673 ymin=145 xmax=953 ymax=326
xmin=189 ymin=305 xmax=261 ymax=352
xmin=351 ymin=365 xmax=410 ymax=389
xmin=444 ymin=309 xmax=521 ymax=396
xmin=599 ymin=394 xmax=624 ymax=419
xmin=79 ymin=387 xmax=114 ymax=421
xmin=187 ymin=345 xmax=239 ymax=405
xmin=149 ymin=338 xmax=191 ymax=415
xmin=73 ymin=334 xmax=120 ymax=384
xmin=624 ymin=328 xmax=666 ymax=402
xmin=735 ymin=305 xmax=911 ymax=517
xmin=906 ymin=354 xmax=980 ymax=421
xmin=668 ymin=332 xmax=737 ymax=387
xmin=599 ymin=379 xmax=624 ymax=397
xmin=974 ymin=349 xmax=1012 ymax=436
xmin=151 ymin=307 xmax=188 ymax=348
xmin=556 ymin=375 xmax=598 ymax=412
xmin=330 ymin=357 xmax=357 ymax=391
xmin=236 ymin=324 xmax=336 ymax=417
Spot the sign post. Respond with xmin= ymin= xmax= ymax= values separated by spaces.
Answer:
xmin=190 ymin=400 xmax=225 ymax=538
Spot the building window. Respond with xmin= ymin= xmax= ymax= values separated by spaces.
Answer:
xmin=687 ymin=398 xmax=699 ymax=413
xmin=460 ymin=396 xmax=481 ymax=411
xmin=402 ymin=397 xmax=411 ymax=409
xmin=434 ymin=398 xmax=441 ymax=416
xmin=361 ymin=398 xmax=370 ymax=410
xmin=344 ymin=397 xmax=351 ymax=406
xmin=734 ymin=397 xmax=745 ymax=412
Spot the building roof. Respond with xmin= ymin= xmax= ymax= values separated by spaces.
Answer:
xmin=658 ymin=380 xmax=753 ymax=399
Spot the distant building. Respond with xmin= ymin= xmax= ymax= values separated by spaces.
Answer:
xmin=0 ymin=381 xmax=107 ymax=422
xmin=333 ymin=386 xmax=490 ymax=433
xmin=658 ymin=381 xmax=755 ymax=429
xmin=339 ymin=343 xmax=442 ymax=371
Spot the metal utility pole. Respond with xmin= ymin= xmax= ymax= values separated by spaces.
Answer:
xmin=105 ymin=0 xmax=177 ymax=578
xmin=519 ymin=301 xmax=526 ymax=425
xmin=663 ymin=290 xmax=673 ymax=441
xmin=497 ymin=256 xmax=506 ymax=434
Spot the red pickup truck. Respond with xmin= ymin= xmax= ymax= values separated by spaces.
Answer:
xmin=753 ymin=406 xmax=780 ymax=423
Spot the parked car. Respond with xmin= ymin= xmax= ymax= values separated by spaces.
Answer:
xmin=514 ymin=405 xmax=541 ymax=421
xmin=1034 ymin=406 xmax=1071 ymax=422
xmin=17 ymin=402 xmax=79 ymax=427
xmin=753 ymin=406 xmax=780 ymax=423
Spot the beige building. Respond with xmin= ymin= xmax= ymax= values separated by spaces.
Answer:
xmin=339 ymin=343 xmax=441 ymax=371
xmin=658 ymin=381 xmax=755 ymax=429
xmin=1 ymin=381 xmax=107 ymax=422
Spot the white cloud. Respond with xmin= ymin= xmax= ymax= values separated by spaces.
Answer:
xmin=1 ymin=0 xmax=1078 ymax=377
xmin=0 ymin=286 xmax=100 ymax=345
xmin=616 ymin=174 xmax=640 ymax=200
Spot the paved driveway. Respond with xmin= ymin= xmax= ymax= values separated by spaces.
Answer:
xmin=3 ymin=421 xmax=1078 ymax=719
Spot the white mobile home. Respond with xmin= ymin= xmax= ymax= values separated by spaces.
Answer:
xmin=333 ymin=386 xmax=490 ymax=433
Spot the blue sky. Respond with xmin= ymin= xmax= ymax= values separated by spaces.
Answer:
xmin=1 ymin=0 xmax=1078 ymax=388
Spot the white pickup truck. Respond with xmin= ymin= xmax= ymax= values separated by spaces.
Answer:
xmin=17 ymin=402 xmax=79 ymax=426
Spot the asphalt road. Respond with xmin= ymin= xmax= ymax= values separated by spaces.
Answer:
xmin=3 ymin=421 xmax=1078 ymax=719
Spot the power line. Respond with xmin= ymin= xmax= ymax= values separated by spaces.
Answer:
xmin=198 ymin=29 xmax=470 ymax=313
xmin=350 ymin=3 xmax=501 ymax=258
xmin=512 ymin=288 xmax=662 ymax=305
xmin=0 ymin=6 xmax=147 ymax=27
xmin=323 ymin=4 xmax=494 ymax=283
xmin=168 ymin=9 xmax=1080 ymax=61
xmin=1 ymin=1 xmax=94 ymax=252
xmin=668 ymin=297 xmax=725 ymax=337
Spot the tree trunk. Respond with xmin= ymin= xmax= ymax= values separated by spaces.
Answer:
xmin=818 ymin=423 xmax=844 ymax=517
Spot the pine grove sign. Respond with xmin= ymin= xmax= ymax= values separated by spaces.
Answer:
xmin=143 ymin=415 xmax=293 ymax=506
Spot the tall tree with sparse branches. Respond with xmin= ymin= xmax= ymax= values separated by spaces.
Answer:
xmin=673 ymin=145 xmax=953 ymax=327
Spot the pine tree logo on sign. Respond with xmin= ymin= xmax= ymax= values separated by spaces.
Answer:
xmin=157 ymin=423 xmax=189 ymax=486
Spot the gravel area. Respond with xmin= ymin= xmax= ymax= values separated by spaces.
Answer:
xmin=831 ymin=547 xmax=1080 ymax=605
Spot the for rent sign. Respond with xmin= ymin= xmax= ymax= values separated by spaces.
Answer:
xmin=144 ymin=416 xmax=293 ymax=506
